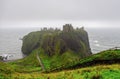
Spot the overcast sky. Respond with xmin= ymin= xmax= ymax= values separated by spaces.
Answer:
xmin=0 ymin=0 xmax=120 ymax=28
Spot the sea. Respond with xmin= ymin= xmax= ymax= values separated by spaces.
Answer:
xmin=0 ymin=27 xmax=120 ymax=60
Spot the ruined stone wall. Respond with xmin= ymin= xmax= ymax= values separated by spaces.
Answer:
xmin=63 ymin=24 xmax=74 ymax=32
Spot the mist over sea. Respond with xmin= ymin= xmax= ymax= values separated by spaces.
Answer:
xmin=0 ymin=27 xmax=120 ymax=60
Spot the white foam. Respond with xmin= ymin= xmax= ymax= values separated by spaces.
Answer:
xmin=94 ymin=40 xmax=98 ymax=43
xmin=95 ymin=44 xmax=100 ymax=47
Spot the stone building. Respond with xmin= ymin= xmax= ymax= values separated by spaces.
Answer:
xmin=63 ymin=24 xmax=74 ymax=32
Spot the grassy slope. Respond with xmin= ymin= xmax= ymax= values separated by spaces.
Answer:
xmin=44 ymin=49 xmax=120 ymax=72
xmin=0 ymin=49 xmax=120 ymax=79
xmin=66 ymin=49 xmax=120 ymax=70
xmin=8 ymin=48 xmax=80 ymax=72
xmin=10 ymin=64 xmax=120 ymax=79
xmin=8 ymin=50 xmax=42 ymax=73
xmin=1 ymin=64 xmax=120 ymax=79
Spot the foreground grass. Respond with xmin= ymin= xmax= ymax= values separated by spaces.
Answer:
xmin=8 ymin=48 xmax=81 ymax=72
xmin=8 ymin=49 xmax=120 ymax=73
xmin=0 ymin=64 xmax=120 ymax=79
xmin=0 ymin=49 xmax=120 ymax=79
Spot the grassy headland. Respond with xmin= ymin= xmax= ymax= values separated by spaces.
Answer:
xmin=0 ymin=49 xmax=120 ymax=79
xmin=0 ymin=25 xmax=120 ymax=79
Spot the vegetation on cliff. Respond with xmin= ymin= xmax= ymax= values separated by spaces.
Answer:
xmin=0 ymin=24 xmax=120 ymax=79
xmin=22 ymin=24 xmax=91 ymax=57
xmin=20 ymin=24 xmax=92 ymax=71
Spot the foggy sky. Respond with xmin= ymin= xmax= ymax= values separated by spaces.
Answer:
xmin=0 ymin=0 xmax=120 ymax=28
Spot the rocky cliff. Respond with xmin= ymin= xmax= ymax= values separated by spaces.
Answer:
xmin=22 ymin=24 xmax=91 ymax=57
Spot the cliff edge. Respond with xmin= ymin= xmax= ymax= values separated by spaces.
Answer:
xmin=22 ymin=24 xmax=91 ymax=57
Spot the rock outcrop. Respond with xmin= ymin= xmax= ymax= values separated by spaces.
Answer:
xmin=22 ymin=24 xmax=92 ymax=57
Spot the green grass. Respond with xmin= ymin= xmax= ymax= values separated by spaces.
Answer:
xmin=8 ymin=50 xmax=42 ymax=73
xmin=40 ymin=49 xmax=120 ymax=72
xmin=0 ymin=62 xmax=14 ymax=74
xmin=36 ymin=48 xmax=80 ymax=71
xmin=1 ymin=64 xmax=120 ymax=79
xmin=8 ymin=49 xmax=120 ymax=73
xmin=0 ymin=49 xmax=120 ymax=79
xmin=9 ymin=48 xmax=81 ymax=72
xmin=65 ymin=49 xmax=120 ymax=70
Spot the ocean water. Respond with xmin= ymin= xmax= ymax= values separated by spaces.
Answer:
xmin=0 ymin=28 xmax=41 ymax=60
xmin=0 ymin=27 xmax=120 ymax=60
xmin=87 ymin=28 xmax=120 ymax=53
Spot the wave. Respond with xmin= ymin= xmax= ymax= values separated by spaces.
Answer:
xmin=95 ymin=44 xmax=100 ymax=47
xmin=93 ymin=40 xmax=98 ymax=43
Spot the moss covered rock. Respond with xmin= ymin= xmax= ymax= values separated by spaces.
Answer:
xmin=22 ymin=24 xmax=91 ymax=57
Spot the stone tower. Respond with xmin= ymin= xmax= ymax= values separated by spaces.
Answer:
xmin=63 ymin=24 xmax=74 ymax=32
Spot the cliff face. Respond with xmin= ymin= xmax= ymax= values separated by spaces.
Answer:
xmin=22 ymin=24 xmax=91 ymax=57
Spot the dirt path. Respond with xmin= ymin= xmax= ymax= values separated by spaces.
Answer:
xmin=36 ymin=52 xmax=45 ymax=71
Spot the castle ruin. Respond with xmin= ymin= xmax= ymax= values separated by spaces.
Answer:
xmin=63 ymin=24 xmax=74 ymax=32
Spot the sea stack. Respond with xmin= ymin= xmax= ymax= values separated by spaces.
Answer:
xmin=22 ymin=24 xmax=92 ymax=57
